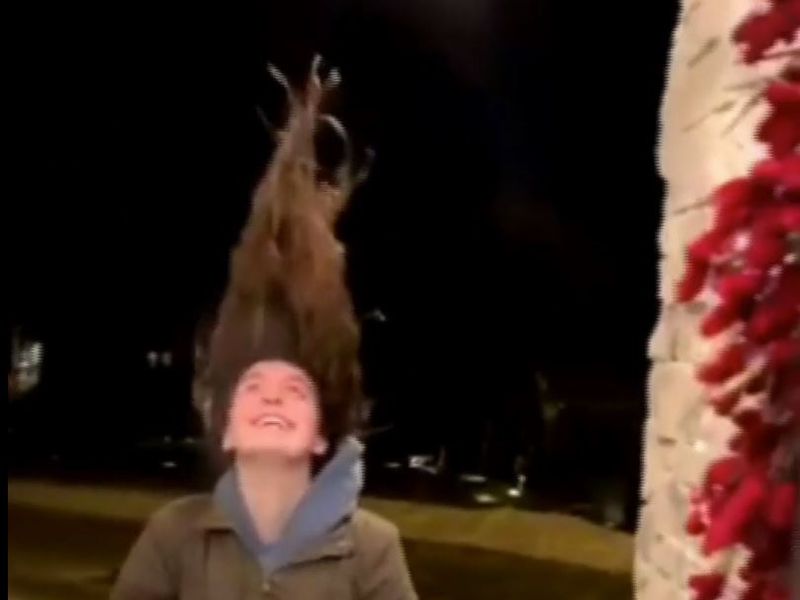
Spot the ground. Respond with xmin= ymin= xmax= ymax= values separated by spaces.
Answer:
xmin=8 ymin=479 xmax=633 ymax=599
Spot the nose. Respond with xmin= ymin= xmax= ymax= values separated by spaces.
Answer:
xmin=261 ymin=394 xmax=282 ymax=406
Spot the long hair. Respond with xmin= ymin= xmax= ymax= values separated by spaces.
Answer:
xmin=204 ymin=58 xmax=367 ymax=467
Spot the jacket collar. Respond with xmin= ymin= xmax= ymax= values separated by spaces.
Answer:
xmin=195 ymin=498 xmax=355 ymax=564
xmin=196 ymin=499 xmax=233 ymax=530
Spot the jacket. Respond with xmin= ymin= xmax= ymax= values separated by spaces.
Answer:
xmin=111 ymin=494 xmax=417 ymax=600
xmin=112 ymin=438 xmax=416 ymax=600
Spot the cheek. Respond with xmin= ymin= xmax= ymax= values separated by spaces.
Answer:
xmin=227 ymin=392 xmax=255 ymax=431
xmin=292 ymin=401 xmax=322 ymax=436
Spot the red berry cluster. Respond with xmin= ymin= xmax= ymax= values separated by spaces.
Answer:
xmin=734 ymin=0 xmax=800 ymax=63
xmin=678 ymin=4 xmax=799 ymax=599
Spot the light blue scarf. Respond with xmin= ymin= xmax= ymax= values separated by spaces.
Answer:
xmin=213 ymin=437 xmax=364 ymax=573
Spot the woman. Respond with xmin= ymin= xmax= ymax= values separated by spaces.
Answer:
xmin=112 ymin=61 xmax=417 ymax=600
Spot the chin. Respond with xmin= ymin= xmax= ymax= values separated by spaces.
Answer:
xmin=240 ymin=443 xmax=313 ymax=462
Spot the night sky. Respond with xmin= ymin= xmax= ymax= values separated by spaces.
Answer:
xmin=9 ymin=1 xmax=677 ymax=449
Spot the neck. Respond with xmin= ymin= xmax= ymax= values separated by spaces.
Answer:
xmin=234 ymin=455 xmax=313 ymax=545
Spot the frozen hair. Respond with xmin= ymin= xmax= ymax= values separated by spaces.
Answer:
xmin=203 ymin=58 xmax=368 ymax=465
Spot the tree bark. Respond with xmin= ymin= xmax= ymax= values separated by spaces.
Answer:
xmin=635 ymin=0 xmax=793 ymax=597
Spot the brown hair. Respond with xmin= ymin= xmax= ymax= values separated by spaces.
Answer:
xmin=204 ymin=59 xmax=365 ymax=465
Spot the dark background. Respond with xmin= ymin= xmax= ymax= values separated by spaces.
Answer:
xmin=8 ymin=0 xmax=676 ymax=493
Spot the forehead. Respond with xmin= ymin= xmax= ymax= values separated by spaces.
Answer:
xmin=239 ymin=360 xmax=314 ymax=386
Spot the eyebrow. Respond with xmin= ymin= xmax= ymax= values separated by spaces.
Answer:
xmin=284 ymin=373 xmax=312 ymax=389
xmin=240 ymin=370 xmax=263 ymax=384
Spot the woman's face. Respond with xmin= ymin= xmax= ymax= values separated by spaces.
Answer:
xmin=223 ymin=360 xmax=328 ymax=461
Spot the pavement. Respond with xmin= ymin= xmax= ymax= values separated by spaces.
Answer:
xmin=8 ymin=478 xmax=634 ymax=599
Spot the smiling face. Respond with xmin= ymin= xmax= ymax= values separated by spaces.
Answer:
xmin=222 ymin=360 xmax=328 ymax=462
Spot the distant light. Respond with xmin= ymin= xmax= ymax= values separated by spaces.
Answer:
xmin=161 ymin=461 xmax=178 ymax=469
xmin=473 ymin=492 xmax=499 ymax=505
xmin=147 ymin=350 xmax=173 ymax=368
xmin=507 ymin=487 xmax=522 ymax=498
xmin=29 ymin=342 xmax=44 ymax=366
xmin=460 ymin=473 xmax=487 ymax=485
xmin=383 ymin=461 xmax=403 ymax=470
xmin=409 ymin=455 xmax=434 ymax=469
xmin=365 ymin=309 xmax=387 ymax=323
xmin=14 ymin=340 xmax=44 ymax=370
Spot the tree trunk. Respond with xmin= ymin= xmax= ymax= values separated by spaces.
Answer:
xmin=636 ymin=0 xmax=793 ymax=597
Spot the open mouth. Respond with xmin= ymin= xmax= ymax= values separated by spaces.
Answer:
xmin=250 ymin=413 xmax=294 ymax=431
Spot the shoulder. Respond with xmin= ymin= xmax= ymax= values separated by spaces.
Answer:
xmin=144 ymin=494 xmax=215 ymax=546
xmin=351 ymin=508 xmax=402 ymax=552
xmin=150 ymin=494 xmax=213 ymax=524
xmin=350 ymin=509 xmax=418 ymax=598
xmin=112 ymin=495 xmax=214 ymax=598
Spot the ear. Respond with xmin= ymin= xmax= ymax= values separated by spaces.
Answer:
xmin=312 ymin=435 xmax=329 ymax=457
xmin=201 ymin=399 xmax=212 ymax=429
xmin=222 ymin=427 xmax=234 ymax=452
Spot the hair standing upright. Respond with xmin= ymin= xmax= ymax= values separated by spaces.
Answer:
xmin=204 ymin=58 xmax=367 ymax=467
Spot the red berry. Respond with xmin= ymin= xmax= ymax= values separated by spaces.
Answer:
xmin=688 ymin=572 xmax=725 ymax=600
xmin=779 ymin=203 xmax=800 ymax=231
xmin=744 ymin=233 xmax=786 ymax=270
xmin=698 ymin=343 xmax=748 ymax=384
xmin=689 ymin=230 xmax=727 ymax=262
xmin=763 ymin=483 xmax=798 ymax=530
xmin=715 ymin=271 xmax=764 ymax=305
xmin=703 ymin=472 xmax=768 ymax=554
xmin=711 ymin=390 xmax=742 ymax=416
xmin=679 ymin=259 xmax=709 ymax=302
xmin=765 ymin=81 xmax=800 ymax=106
xmin=686 ymin=509 xmax=707 ymax=535
xmin=705 ymin=455 xmax=745 ymax=490
xmin=758 ymin=110 xmax=800 ymax=158
xmin=702 ymin=302 xmax=742 ymax=337
xmin=734 ymin=7 xmax=797 ymax=63
xmin=752 ymin=155 xmax=800 ymax=190
xmin=767 ymin=338 xmax=800 ymax=368
xmin=748 ymin=267 xmax=800 ymax=342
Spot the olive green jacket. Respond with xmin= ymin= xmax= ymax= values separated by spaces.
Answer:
xmin=111 ymin=495 xmax=417 ymax=600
